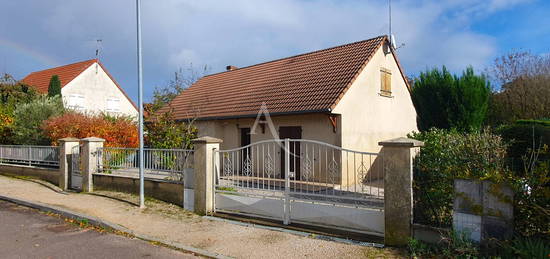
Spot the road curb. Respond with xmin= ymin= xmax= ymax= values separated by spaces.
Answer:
xmin=0 ymin=195 xmax=232 ymax=259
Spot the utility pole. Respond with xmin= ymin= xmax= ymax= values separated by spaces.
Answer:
xmin=136 ymin=0 xmax=145 ymax=208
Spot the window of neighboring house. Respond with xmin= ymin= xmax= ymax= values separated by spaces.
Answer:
xmin=106 ymin=97 xmax=121 ymax=112
xmin=66 ymin=94 xmax=85 ymax=111
xmin=380 ymin=68 xmax=392 ymax=96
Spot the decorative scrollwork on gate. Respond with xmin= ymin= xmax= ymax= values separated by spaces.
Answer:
xmin=265 ymin=152 xmax=275 ymax=177
xmin=301 ymin=154 xmax=312 ymax=181
xmin=223 ymin=155 xmax=233 ymax=176
xmin=243 ymin=154 xmax=252 ymax=176
xmin=328 ymin=157 xmax=339 ymax=184
xmin=357 ymin=161 xmax=368 ymax=190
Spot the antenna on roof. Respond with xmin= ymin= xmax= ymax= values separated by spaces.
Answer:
xmin=388 ymin=0 xmax=396 ymax=49
xmin=388 ymin=0 xmax=391 ymax=39
xmin=388 ymin=0 xmax=404 ymax=51
xmin=95 ymin=39 xmax=103 ymax=61
xmin=95 ymin=39 xmax=102 ymax=73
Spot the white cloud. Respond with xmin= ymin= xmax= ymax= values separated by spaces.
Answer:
xmin=0 ymin=0 xmax=536 ymax=99
xmin=488 ymin=0 xmax=534 ymax=11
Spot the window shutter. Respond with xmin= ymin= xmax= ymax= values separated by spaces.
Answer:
xmin=385 ymin=71 xmax=391 ymax=92
xmin=380 ymin=68 xmax=392 ymax=95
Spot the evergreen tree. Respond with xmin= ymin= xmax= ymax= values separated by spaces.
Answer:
xmin=452 ymin=67 xmax=491 ymax=131
xmin=411 ymin=66 xmax=490 ymax=132
xmin=47 ymin=75 xmax=61 ymax=97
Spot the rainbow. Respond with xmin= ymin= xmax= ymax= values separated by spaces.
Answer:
xmin=0 ymin=38 xmax=59 ymax=67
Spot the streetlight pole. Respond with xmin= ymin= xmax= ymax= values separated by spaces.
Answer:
xmin=136 ymin=0 xmax=145 ymax=208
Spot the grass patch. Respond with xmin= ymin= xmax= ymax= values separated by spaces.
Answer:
xmin=217 ymin=186 xmax=237 ymax=192
xmin=0 ymin=173 xmax=34 ymax=181
xmin=92 ymin=190 xmax=198 ymax=221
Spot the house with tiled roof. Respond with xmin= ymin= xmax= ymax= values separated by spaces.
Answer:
xmin=160 ymin=35 xmax=417 ymax=154
xmin=21 ymin=59 xmax=138 ymax=117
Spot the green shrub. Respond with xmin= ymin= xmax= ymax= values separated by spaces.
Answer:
xmin=497 ymin=119 xmax=550 ymax=171
xmin=511 ymin=146 xmax=550 ymax=239
xmin=496 ymin=120 xmax=549 ymax=239
xmin=12 ymin=96 xmax=64 ymax=145
xmin=497 ymin=236 xmax=550 ymax=258
xmin=409 ymin=235 xmax=550 ymax=258
xmin=145 ymin=110 xmax=197 ymax=149
xmin=408 ymin=231 xmax=479 ymax=258
xmin=409 ymin=128 xmax=509 ymax=227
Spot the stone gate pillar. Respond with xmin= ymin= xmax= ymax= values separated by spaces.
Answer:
xmin=192 ymin=136 xmax=223 ymax=215
xmin=379 ymin=137 xmax=424 ymax=246
xmin=58 ymin=137 xmax=80 ymax=191
xmin=81 ymin=137 xmax=105 ymax=192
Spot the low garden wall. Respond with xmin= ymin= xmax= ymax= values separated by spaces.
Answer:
xmin=93 ymin=174 xmax=184 ymax=207
xmin=0 ymin=164 xmax=59 ymax=185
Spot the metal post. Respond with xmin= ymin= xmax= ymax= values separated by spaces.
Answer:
xmin=283 ymin=138 xmax=291 ymax=225
xmin=136 ymin=0 xmax=145 ymax=209
xmin=212 ymin=148 xmax=218 ymax=215
xmin=28 ymin=146 xmax=31 ymax=166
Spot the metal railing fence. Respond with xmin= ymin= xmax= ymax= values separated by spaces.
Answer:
xmin=97 ymin=147 xmax=193 ymax=181
xmin=0 ymin=145 xmax=60 ymax=168
xmin=215 ymin=139 xmax=384 ymax=206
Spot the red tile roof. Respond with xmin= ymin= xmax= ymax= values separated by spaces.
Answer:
xmin=161 ymin=35 xmax=390 ymax=120
xmin=21 ymin=59 xmax=97 ymax=93
xmin=21 ymin=59 xmax=138 ymax=111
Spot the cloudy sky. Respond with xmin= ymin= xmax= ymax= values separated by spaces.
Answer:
xmin=1 ymin=0 xmax=548 ymax=101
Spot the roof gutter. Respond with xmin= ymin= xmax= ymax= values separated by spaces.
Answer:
xmin=174 ymin=108 xmax=333 ymax=123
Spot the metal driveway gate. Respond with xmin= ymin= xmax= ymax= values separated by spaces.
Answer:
xmin=213 ymin=139 xmax=385 ymax=236
xmin=70 ymin=145 xmax=82 ymax=190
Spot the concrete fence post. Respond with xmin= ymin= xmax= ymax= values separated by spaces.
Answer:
xmin=379 ymin=137 xmax=424 ymax=246
xmin=192 ymin=136 xmax=223 ymax=215
xmin=80 ymin=137 xmax=105 ymax=192
xmin=58 ymin=137 xmax=80 ymax=191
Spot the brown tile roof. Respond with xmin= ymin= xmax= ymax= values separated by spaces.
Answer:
xmin=21 ymin=59 xmax=138 ymax=111
xmin=21 ymin=59 xmax=97 ymax=93
xmin=161 ymin=35 xmax=389 ymax=120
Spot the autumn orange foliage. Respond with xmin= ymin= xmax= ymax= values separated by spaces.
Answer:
xmin=42 ymin=112 xmax=138 ymax=147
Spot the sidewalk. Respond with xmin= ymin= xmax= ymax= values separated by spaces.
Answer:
xmin=0 ymin=175 xmax=404 ymax=258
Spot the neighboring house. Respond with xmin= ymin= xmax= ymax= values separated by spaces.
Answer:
xmin=21 ymin=59 xmax=138 ymax=117
xmin=159 ymin=35 xmax=417 ymax=154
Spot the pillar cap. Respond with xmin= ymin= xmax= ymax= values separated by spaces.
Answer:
xmin=58 ymin=137 xmax=79 ymax=142
xmin=81 ymin=137 xmax=106 ymax=142
xmin=192 ymin=136 xmax=223 ymax=144
xmin=379 ymin=137 xmax=424 ymax=147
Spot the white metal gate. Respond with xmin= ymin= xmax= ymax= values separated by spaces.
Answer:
xmin=70 ymin=145 xmax=82 ymax=190
xmin=213 ymin=139 xmax=385 ymax=236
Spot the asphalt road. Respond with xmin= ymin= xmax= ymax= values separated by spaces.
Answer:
xmin=0 ymin=200 xmax=199 ymax=259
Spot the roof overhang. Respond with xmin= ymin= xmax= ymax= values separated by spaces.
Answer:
xmin=174 ymin=108 xmax=333 ymax=122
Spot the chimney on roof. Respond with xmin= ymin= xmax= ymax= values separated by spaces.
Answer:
xmin=226 ymin=65 xmax=238 ymax=71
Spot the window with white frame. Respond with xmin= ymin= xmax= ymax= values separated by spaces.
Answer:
xmin=106 ymin=97 xmax=121 ymax=112
xmin=66 ymin=94 xmax=85 ymax=111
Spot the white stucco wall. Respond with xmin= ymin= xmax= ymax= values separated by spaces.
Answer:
xmin=61 ymin=62 xmax=138 ymax=118
xmin=193 ymin=113 xmax=341 ymax=183
xmin=332 ymin=43 xmax=418 ymax=153
xmin=193 ymin=113 xmax=340 ymax=150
